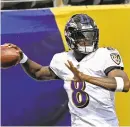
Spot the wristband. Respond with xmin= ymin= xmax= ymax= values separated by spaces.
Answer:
xmin=20 ymin=53 xmax=28 ymax=63
xmin=115 ymin=77 xmax=124 ymax=92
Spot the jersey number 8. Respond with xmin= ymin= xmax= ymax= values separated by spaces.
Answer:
xmin=71 ymin=81 xmax=89 ymax=108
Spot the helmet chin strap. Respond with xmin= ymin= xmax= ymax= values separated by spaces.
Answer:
xmin=77 ymin=43 xmax=95 ymax=54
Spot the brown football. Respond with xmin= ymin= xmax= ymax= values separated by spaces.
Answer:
xmin=1 ymin=45 xmax=21 ymax=68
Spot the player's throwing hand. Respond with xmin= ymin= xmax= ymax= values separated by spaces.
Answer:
xmin=1 ymin=43 xmax=24 ymax=68
xmin=3 ymin=43 xmax=23 ymax=59
xmin=65 ymin=60 xmax=86 ymax=82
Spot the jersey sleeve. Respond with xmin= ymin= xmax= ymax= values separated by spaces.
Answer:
xmin=49 ymin=53 xmax=74 ymax=80
xmin=103 ymin=48 xmax=124 ymax=75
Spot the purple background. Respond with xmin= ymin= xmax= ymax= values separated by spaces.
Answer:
xmin=1 ymin=9 xmax=71 ymax=126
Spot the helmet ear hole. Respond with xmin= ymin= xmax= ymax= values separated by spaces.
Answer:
xmin=65 ymin=36 xmax=76 ymax=49
xmin=68 ymin=27 xmax=75 ymax=31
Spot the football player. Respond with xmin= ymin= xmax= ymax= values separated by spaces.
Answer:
xmin=5 ymin=14 xmax=130 ymax=127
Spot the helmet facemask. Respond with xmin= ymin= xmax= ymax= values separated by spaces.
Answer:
xmin=68 ymin=28 xmax=98 ymax=54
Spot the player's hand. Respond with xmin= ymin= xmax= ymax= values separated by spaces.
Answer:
xmin=65 ymin=60 xmax=84 ymax=82
xmin=3 ymin=43 xmax=23 ymax=61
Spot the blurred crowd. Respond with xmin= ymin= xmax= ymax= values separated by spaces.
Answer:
xmin=1 ymin=0 xmax=130 ymax=10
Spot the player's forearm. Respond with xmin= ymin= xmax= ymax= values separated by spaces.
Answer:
xmin=20 ymin=59 xmax=58 ymax=81
xmin=81 ymin=74 xmax=117 ymax=91
xmin=20 ymin=59 xmax=42 ymax=79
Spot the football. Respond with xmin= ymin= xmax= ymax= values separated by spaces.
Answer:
xmin=1 ymin=45 xmax=21 ymax=68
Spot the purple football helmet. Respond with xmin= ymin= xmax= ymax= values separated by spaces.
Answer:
xmin=65 ymin=14 xmax=99 ymax=54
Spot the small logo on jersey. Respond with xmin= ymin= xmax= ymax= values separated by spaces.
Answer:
xmin=110 ymin=53 xmax=121 ymax=65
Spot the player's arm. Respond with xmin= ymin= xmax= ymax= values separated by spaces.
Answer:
xmin=79 ymin=69 xmax=130 ymax=92
xmin=66 ymin=60 xmax=130 ymax=92
xmin=4 ymin=43 xmax=58 ymax=81
xmin=21 ymin=59 xmax=58 ymax=80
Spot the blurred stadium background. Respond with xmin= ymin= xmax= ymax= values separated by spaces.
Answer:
xmin=1 ymin=0 xmax=130 ymax=9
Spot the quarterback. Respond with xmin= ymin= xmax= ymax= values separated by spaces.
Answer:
xmin=5 ymin=14 xmax=130 ymax=127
